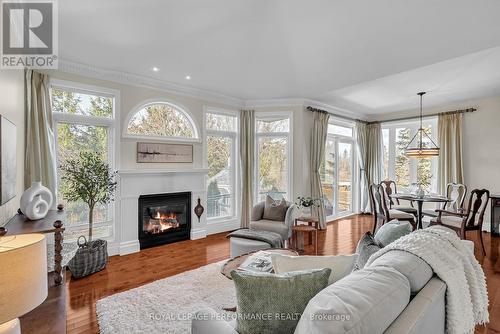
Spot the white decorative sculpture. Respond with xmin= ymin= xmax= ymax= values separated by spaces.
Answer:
xmin=20 ymin=181 xmax=53 ymax=220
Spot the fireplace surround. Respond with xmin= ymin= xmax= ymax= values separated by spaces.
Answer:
xmin=138 ymin=192 xmax=191 ymax=249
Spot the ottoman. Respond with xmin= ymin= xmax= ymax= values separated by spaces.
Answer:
xmin=230 ymin=237 xmax=271 ymax=258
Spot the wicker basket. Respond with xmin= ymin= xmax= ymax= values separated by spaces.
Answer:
xmin=68 ymin=236 xmax=108 ymax=278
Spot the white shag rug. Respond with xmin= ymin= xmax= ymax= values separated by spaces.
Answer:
xmin=96 ymin=261 xmax=236 ymax=334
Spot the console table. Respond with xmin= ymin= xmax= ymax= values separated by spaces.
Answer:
xmin=4 ymin=210 xmax=66 ymax=285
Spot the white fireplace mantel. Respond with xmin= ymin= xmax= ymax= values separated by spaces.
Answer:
xmin=114 ymin=168 xmax=209 ymax=255
xmin=118 ymin=168 xmax=209 ymax=175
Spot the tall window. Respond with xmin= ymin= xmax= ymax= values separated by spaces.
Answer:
xmin=382 ymin=118 xmax=438 ymax=192
xmin=125 ymin=101 xmax=199 ymax=141
xmin=51 ymin=81 xmax=117 ymax=240
xmin=320 ymin=121 xmax=355 ymax=218
xmin=255 ymin=113 xmax=292 ymax=202
xmin=206 ymin=111 xmax=238 ymax=220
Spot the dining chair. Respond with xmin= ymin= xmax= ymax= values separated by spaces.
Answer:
xmin=430 ymin=189 xmax=489 ymax=255
xmin=380 ymin=180 xmax=417 ymax=216
xmin=422 ymin=182 xmax=467 ymax=218
xmin=369 ymin=184 xmax=416 ymax=233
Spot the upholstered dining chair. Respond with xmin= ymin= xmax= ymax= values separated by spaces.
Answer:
xmin=422 ymin=182 xmax=467 ymax=219
xmin=430 ymin=189 xmax=489 ymax=255
xmin=369 ymin=184 xmax=416 ymax=233
xmin=380 ymin=180 xmax=418 ymax=216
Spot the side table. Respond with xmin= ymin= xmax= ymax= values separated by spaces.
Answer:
xmin=293 ymin=216 xmax=319 ymax=254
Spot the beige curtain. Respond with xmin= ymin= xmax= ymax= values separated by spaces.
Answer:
xmin=310 ymin=110 xmax=330 ymax=229
xmin=24 ymin=70 xmax=57 ymax=206
xmin=438 ymin=113 xmax=464 ymax=194
xmin=356 ymin=121 xmax=382 ymax=213
xmin=239 ymin=109 xmax=255 ymax=228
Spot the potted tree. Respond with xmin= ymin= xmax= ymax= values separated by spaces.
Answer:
xmin=61 ymin=151 xmax=117 ymax=278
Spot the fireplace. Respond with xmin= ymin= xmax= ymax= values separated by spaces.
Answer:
xmin=138 ymin=192 xmax=191 ymax=249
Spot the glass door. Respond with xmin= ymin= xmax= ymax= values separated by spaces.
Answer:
xmin=336 ymin=141 xmax=353 ymax=214
xmin=321 ymin=138 xmax=336 ymax=217
xmin=320 ymin=138 xmax=354 ymax=219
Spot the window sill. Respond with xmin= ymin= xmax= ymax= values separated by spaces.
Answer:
xmin=207 ymin=216 xmax=239 ymax=225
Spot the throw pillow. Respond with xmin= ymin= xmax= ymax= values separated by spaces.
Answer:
xmin=355 ymin=232 xmax=381 ymax=269
xmin=262 ymin=195 xmax=288 ymax=221
xmin=231 ymin=268 xmax=331 ymax=334
xmin=271 ymin=253 xmax=358 ymax=285
xmin=374 ymin=219 xmax=412 ymax=247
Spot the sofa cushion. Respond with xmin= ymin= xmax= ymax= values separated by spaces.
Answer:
xmin=271 ymin=253 xmax=358 ymax=285
xmin=231 ymin=268 xmax=331 ymax=334
xmin=295 ymin=267 xmax=411 ymax=334
xmin=355 ymin=232 xmax=381 ymax=269
xmin=250 ymin=220 xmax=289 ymax=240
xmin=374 ymin=219 xmax=412 ymax=247
xmin=368 ymin=250 xmax=433 ymax=294
xmin=262 ymin=195 xmax=288 ymax=221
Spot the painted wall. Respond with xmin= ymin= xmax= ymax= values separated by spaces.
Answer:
xmin=42 ymin=70 xmax=363 ymax=247
xmin=0 ymin=70 xmax=25 ymax=225
xmin=47 ymin=71 xmax=317 ymax=200
xmin=371 ymin=95 xmax=500 ymax=230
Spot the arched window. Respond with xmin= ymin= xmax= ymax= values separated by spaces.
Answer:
xmin=125 ymin=101 xmax=199 ymax=140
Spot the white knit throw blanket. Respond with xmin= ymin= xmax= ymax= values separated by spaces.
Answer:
xmin=366 ymin=226 xmax=489 ymax=334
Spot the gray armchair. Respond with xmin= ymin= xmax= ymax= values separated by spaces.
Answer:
xmin=249 ymin=201 xmax=297 ymax=240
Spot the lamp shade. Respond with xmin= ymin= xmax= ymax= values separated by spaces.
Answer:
xmin=405 ymin=147 xmax=440 ymax=158
xmin=0 ymin=234 xmax=47 ymax=324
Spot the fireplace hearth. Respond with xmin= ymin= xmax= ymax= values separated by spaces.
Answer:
xmin=138 ymin=192 xmax=191 ymax=249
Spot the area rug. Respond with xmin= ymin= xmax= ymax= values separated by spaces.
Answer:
xmin=96 ymin=261 xmax=236 ymax=334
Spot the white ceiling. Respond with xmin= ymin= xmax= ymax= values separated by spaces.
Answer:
xmin=59 ymin=0 xmax=500 ymax=114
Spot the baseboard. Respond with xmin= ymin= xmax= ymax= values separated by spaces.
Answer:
xmin=206 ymin=220 xmax=240 ymax=235
xmin=107 ymin=241 xmax=121 ymax=256
xmin=190 ymin=228 xmax=207 ymax=240
xmin=119 ymin=240 xmax=140 ymax=255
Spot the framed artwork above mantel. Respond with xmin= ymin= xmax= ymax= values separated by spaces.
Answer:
xmin=137 ymin=142 xmax=193 ymax=163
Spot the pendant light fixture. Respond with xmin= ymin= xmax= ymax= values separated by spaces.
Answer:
xmin=405 ymin=92 xmax=440 ymax=158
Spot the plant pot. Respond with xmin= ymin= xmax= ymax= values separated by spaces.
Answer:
xmin=301 ymin=206 xmax=312 ymax=217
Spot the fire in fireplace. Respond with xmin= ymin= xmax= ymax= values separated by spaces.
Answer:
xmin=138 ymin=192 xmax=191 ymax=249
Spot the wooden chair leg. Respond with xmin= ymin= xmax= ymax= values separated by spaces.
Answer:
xmin=479 ymin=230 xmax=486 ymax=256
xmin=372 ymin=216 xmax=377 ymax=234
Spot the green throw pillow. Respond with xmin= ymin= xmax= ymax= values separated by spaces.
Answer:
xmin=374 ymin=219 xmax=412 ymax=247
xmin=355 ymin=231 xmax=381 ymax=269
xmin=231 ymin=268 xmax=331 ymax=334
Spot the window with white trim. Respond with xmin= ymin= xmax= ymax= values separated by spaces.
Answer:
xmin=320 ymin=120 xmax=356 ymax=218
xmin=206 ymin=111 xmax=238 ymax=220
xmin=382 ymin=118 xmax=438 ymax=193
xmin=255 ymin=113 xmax=292 ymax=202
xmin=125 ymin=101 xmax=199 ymax=141
xmin=51 ymin=82 xmax=117 ymax=241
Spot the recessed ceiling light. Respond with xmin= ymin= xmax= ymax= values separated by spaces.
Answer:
xmin=152 ymin=67 xmax=159 ymax=72
xmin=185 ymin=75 xmax=191 ymax=80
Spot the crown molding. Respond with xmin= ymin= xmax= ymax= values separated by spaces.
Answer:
xmin=57 ymin=59 xmax=369 ymax=120
xmin=245 ymin=98 xmax=368 ymax=120
xmin=244 ymin=98 xmax=307 ymax=108
xmin=303 ymin=99 xmax=368 ymax=120
xmin=58 ymin=60 xmax=245 ymax=108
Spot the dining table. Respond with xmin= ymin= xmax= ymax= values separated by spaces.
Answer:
xmin=390 ymin=193 xmax=451 ymax=229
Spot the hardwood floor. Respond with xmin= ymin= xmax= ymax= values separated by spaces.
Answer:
xmin=66 ymin=214 xmax=500 ymax=333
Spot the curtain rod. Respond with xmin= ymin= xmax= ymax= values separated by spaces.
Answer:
xmin=380 ymin=108 xmax=476 ymax=124
xmin=307 ymin=106 xmax=476 ymax=124
xmin=306 ymin=106 xmax=370 ymax=124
